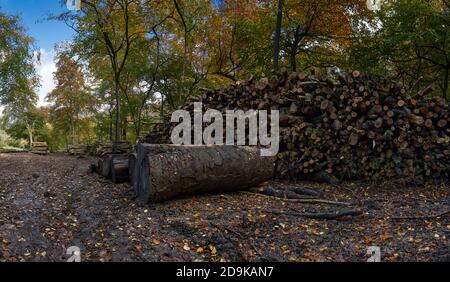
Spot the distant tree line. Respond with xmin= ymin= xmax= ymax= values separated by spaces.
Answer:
xmin=0 ymin=0 xmax=448 ymax=150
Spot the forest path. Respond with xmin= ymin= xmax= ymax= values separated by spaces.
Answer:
xmin=0 ymin=153 xmax=448 ymax=262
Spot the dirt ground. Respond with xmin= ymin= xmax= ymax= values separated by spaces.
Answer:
xmin=0 ymin=153 xmax=448 ymax=262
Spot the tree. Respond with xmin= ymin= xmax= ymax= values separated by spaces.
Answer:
xmin=57 ymin=0 xmax=147 ymax=142
xmin=46 ymin=47 xmax=95 ymax=145
xmin=208 ymin=0 xmax=274 ymax=80
xmin=2 ymin=105 xmax=48 ymax=147
xmin=0 ymin=11 xmax=39 ymax=109
xmin=279 ymin=0 xmax=369 ymax=72
xmin=273 ymin=0 xmax=284 ymax=71
xmin=349 ymin=0 xmax=450 ymax=99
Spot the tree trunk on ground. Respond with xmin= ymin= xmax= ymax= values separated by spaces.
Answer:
xmin=135 ymin=144 xmax=275 ymax=203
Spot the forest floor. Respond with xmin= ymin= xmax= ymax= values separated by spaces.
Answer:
xmin=0 ymin=153 xmax=448 ymax=262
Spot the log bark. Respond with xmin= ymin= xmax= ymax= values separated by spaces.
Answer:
xmin=135 ymin=144 xmax=274 ymax=203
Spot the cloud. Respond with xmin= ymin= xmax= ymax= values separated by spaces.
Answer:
xmin=35 ymin=48 xmax=56 ymax=106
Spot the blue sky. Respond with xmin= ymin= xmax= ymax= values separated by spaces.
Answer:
xmin=0 ymin=0 xmax=75 ymax=105
xmin=0 ymin=0 xmax=74 ymax=50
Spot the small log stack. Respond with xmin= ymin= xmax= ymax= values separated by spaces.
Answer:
xmin=92 ymin=141 xmax=132 ymax=157
xmin=133 ymin=144 xmax=274 ymax=203
xmin=30 ymin=142 xmax=49 ymax=155
xmin=144 ymin=71 xmax=450 ymax=184
xmin=68 ymin=144 xmax=87 ymax=155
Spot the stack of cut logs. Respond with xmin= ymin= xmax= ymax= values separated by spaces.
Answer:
xmin=91 ymin=141 xmax=132 ymax=157
xmin=68 ymin=144 xmax=87 ymax=155
xmin=30 ymin=142 xmax=49 ymax=155
xmin=66 ymin=141 xmax=133 ymax=157
xmin=144 ymin=71 xmax=450 ymax=184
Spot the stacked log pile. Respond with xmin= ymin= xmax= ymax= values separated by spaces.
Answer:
xmin=91 ymin=141 xmax=132 ymax=157
xmin=68 ymin=144 xmax=87 ymax=155
xmin=144 ymin=71 xmax=450 ymax=184
xmin=30 ymin=142 xmax=49 ymax=155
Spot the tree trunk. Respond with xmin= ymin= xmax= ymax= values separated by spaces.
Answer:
xmin=109 ymin=105 xmax=113 ymax=141
xmin=273 ymin=0 xmax=284 ymax=71
xmin=114 ymin=81 xmax=121 ymax=143
xmin=135 ymin=144 xmax=274 ymax=203
xmin=71 ymin=118 xmax=75 ymax=145
xmin=290 ymin=45 xmax=297 ymax=72
xmin=27 ymin=124 xmax=33 ymax=149
xmin=122 ymin=119 xmax=127 ymax=140
xmin=443 ymin=66 xmax=449 ymax=101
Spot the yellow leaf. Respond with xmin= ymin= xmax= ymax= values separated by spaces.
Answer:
xmin=152 ymin=238 xmax=160 ymax=245
xmin=196 ymin=247 xmax=204 ymax=253
xmin=209 ymin=245 xmax=217 ymax=256
xmin=281 ymin=245 xmax=290 ymax=254
xmin=380 ymin=233 xmax=392 ymax=241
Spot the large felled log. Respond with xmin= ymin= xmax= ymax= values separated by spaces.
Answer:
xmin=135 ymin=144 xmax=274 ymax=203
xmin=111 ymin=155 xmax=130 ymax=183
